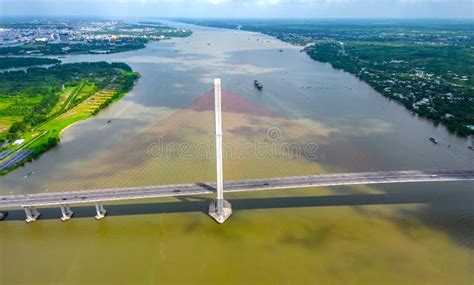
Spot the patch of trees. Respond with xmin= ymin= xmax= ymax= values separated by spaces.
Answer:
xmin=27 ymin=136 xmax=59 ymax=160
xmin=0 ymin=57 xmax=61 ymax=69
xmin=0 ymin=39 xmax=148 ymax=56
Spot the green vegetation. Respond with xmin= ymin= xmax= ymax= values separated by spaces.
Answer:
xmin=306 ymin=42 xmax=474 ymax=136
xmin=0 ymin=57 xmax=61 ymax=69
xmin=0 ymin=61 xmax=139 ymax=174
xmin=182 ymin=19 xmax=474 ymax=136
xmin=0 ymin=38 xmax=148 ymax=56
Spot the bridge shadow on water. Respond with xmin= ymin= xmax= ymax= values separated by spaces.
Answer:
xmin=1 ymin=192 xmax=426 ymax=222
xmin=2 ymin=188 xmax=472 ymax=248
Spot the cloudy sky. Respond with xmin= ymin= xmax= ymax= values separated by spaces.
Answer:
xmin=0 ymin=0 xmax=472 ymax=18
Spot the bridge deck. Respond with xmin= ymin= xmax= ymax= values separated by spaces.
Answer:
xmin=1 ymin=169 xmax=473 ymax=209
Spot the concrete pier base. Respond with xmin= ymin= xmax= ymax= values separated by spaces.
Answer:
xmin=208 ymin=199 xmax=232 ymax=224
xmin=94 ymin=202 xmax=107 ymax=220
xmin=24 ymin=206 xmax=40 ymax=223
xmin=60 ymin=205 xmax=74 ymax=222
xmin=0 ymin=211 xmax=8 ymax=221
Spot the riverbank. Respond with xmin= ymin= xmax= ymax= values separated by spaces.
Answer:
xmin=179 ymin=19 xmax=474 ymax=138
xmin=303 ymin=41 xmax=474 ymax=137
xmin=0 ymin=57 xmax=61 ymax=69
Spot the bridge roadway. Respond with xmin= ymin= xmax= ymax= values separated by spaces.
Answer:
xmin=1 ymin=169 xmax=473 ymax=210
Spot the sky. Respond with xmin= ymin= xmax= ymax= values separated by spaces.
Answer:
xmin=0 ymin=0 xmax=472 ymax=18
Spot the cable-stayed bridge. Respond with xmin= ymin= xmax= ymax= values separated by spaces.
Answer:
xmin=0 ymin=169 xmax=473 ymax=223
xmin=1 ymin=79 xmax=472 ymax=223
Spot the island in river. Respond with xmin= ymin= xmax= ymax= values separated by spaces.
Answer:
xmin=0 ymin=61 xmax=139 ymax=175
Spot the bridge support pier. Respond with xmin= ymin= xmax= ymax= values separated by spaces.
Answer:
xmin=23 ymin=206 xmax=40 ymax=223
xmin=0 ymin=211 xmax=8 ymax=221
xmin=94 ymin=202 xmax=107 ymax=220
xmin=60 ymin=204 xmax=74 ymax=222
xmin=208 ymin=199 xmax=232 ymax=224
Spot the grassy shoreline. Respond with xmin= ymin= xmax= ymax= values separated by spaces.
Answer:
xmin=0 ymin=64 xmax=139 ymax=175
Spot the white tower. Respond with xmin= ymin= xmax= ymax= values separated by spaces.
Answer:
xmin=208 ymin=78 xmax=232 ymax=223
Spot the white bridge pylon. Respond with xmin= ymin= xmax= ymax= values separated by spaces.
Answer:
xmin=208 ymin=78 xmax=232 ymax=223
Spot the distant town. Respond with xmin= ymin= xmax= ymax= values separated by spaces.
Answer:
xmin=0 ymin=19 xmax=192 ymax=55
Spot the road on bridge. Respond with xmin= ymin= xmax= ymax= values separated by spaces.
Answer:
xmin=1 ymin=169 xmax=473 ymax=209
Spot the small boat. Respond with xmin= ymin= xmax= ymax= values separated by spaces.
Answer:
xmin=429 ymin=137 xmax=438 ymax=144
xmin=23 ymin=170 xmax=35 ymax=179
xmin=254 ymin=80 xmax=263 ymax=90
xmin=107 ymin=120 xmax=112 ymax=124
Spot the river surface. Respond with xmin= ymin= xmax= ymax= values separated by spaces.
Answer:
xmin=0 ymin=22 xmax=473 ymax=284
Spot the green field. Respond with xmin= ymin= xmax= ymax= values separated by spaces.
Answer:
xmin=0 ymin=62 xmax=139 ymax=174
